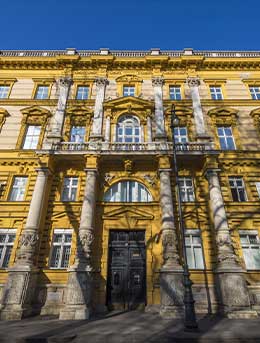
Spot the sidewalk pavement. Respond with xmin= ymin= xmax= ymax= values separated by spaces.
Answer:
xmin=0 ymin=311 xmax=260 ymax=342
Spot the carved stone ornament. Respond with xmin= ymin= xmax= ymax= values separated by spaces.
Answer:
xmin=124 ymin=159 xmax=133 ymax=172
xmin=216 ymin=232 xmax=240 ymax=264
xmin=187 ymin=77 xmax=200 ymax=87
xmin=95 ymin=77 xmax=109 ymax=88
xmin=79 ymin=229 xmax=94 ymax=259
xmin=162 ymin=229 xmax=180 ymax=266
xmin=20 ymin=232 xmax=39 ymax=248
xmin=143 ymin=174 xmax=157 ymax=186
xmin=104 ymin=173 xmax=115 ymax=185
xmin=152 ymin=77 xmax=164 ymax=87
xmin=58 ymin=76 xmax=73 ymax=88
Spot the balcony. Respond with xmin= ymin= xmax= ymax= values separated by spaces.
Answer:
xmin=51 ymin=141 xmax=214 ymax=154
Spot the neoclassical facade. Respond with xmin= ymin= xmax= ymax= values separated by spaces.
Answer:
xmin=0 ymin=48 xmax=260 ymax=319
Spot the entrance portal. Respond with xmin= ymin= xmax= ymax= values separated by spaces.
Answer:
xmin=107 ymin=230 xmax=146 ymax=310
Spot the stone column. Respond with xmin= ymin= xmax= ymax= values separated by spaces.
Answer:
xmin=152 ymin=77 xmax=166 ymax=141
xmin=0 ymin=168 xmax=50 ymax=320
xmin=147 ymin=115 xmax=152 ymax=142
xmin=206 ymin=169 xmax=257 ymax=318
xmin=60 ymin=169 xmax=97 ymax=320
xmin=90 ymin=77 xmax=109 ymax=141
xmin=104 ymin=115 xmax=111 ymax=142
xmin=47 ymin=77 xmax=73 ymax=142
xmin=159 ymin=169 xmax=184 ymax=318
xmin=187 ymin=77 xmax=209 ymax=140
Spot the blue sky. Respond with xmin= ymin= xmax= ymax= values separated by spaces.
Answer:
xmin=1 ymin=0 xmax=259 ymax=50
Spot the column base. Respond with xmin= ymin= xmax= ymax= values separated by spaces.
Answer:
xmin=160 ymin=269 xmax=184 ymax=319
xmin=215 ymin=268 xmax=256 ymax=317
xmin=89 ymin=134 xmax=103 ymax=142
xmin=59 ymin=306 xmax=91 ymax=320
xmin=154 ymin=134 xmax=167 ymax=142
xmin=59 ymin=269 xmax=92 ymax=320
xmin=0 ymin=266 xmax=38 ymax=320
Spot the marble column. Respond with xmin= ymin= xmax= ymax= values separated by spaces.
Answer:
xmin=187 ymin=77 xmax=208 ymax=139
xmin=104 ymin=115 xmax=111 ymax=142
xmin=0 ymin=168 xmax=50 ymax=320
xmin=206 ymin=169 xmax=257 ymax=318
xmin=159 ymin=169 xmax=184 ymax=318
xmin=47 ymin=77 xmax=73 ymax=142
xmin=152 ymin=77 xmax=166 ymax=141
xmin=90 ymin=77 xmax=109 ymax=141
xmin=60 ymin=169 xmax=97 ymax=320
xmin=147 ymin=115 xmax=152 ymax=142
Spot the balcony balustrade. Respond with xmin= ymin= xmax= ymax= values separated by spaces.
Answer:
xmin=51 ymin=141 xmax=213 ymax=153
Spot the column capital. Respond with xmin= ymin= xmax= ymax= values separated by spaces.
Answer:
xmin=187 ymin=76 xmax=200 ymax=87
xmin=58 ymin=76 xmax=73 ymax=88
xmin=152 ymin=76 xmax=164 ymax=87
xmin=95 ymin=76 xmax=109 ymax=87
xmin=204 ymin=168 xmax=221 ymax=180
xmin=35 ymin=167 xmax=52 ymax=176
xmin=84 ymin=168 xmax=98 ymax=174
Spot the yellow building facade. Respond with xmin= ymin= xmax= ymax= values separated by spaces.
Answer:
xmin=0 ymin=48 xmax=260 ymax=319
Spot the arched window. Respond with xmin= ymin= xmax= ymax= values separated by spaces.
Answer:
xmin=104 ymin=181 xmax=152 ymax=202
xmin=116 ymin=115 xmax=141 ymax=143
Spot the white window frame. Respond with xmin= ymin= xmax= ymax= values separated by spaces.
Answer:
xmin=217 ymin=126 xmax=236 ymax=150
xmin=239 ymin=230 xmax=260 ymax=270
xmin=123 ymin=86 xmax=135 ymax=97
xmin=249 ymin=86 xmax=260 ymax=100
xmin=0 ymin=229 xmax=16 ymax=268
xmin=185 ymin=230 xmax=205 ymax=269
xmin=61 ymin=177 xmax=78 ymax=201
xmin=49 ymin=229 xmax=73 ymax=269
xmin=116 ymin=115 xmax=141 ymax=143
xmin=9 ymin=176 xmax=28 ymax=201
xmin=179 ymin=177 xmax=195 ymax=202
xmin=70 ymin=126 xmax=86 ymax=143
xmin=174 ymin=126 xmax=188 ymax=144
xmin=22 ymin=125 xmax=41 ymax=149
xmin=229 ymin=177 xmax=247 ymax=202
xmin=76 ymin=86 xmax=89 ymax=100
xmin=34 ymin=85 xmax=49 ymax=99
xmin=169 ymin=86 xmax=182 ymax=100
xmin=210 ymin=86 xmax=223 ymax=100
xmin=0 ymin=85 xmax=10 ymax=99
xmin=104 ymin=181 xmax=152 ymax=202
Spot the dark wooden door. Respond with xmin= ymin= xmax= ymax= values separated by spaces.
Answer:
xmin=107 ymin=230 xmax=146 ymax=310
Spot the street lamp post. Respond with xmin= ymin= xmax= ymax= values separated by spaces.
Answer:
xmin=170 ymin=104 xmax=198 ymax=330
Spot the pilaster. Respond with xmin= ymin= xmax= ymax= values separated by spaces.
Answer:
xmin=152 ymin=77 xmax=167 ymax=141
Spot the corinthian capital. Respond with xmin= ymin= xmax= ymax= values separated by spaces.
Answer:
xmin=187 ymin=77 xmax=200 ymax=87
xmin=95 ymin=77 xmax=109 ymax=88
xmin=152 ymin=77 xmax=164 ymax=87
xmin=58 ymin=76 xmax=73 ymax=88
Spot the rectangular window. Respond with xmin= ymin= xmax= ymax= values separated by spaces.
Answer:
xmin=210 ymin=86 xmax=223 ymax=100
xmin=0 ymin=85 xmax=10 ymax=99
xmin=34 ymin=85 xmax=49 ymax=99
xmin=217 ymin=126 xmax=236 ymax=150
xmin=76 ymin=86 xmax=89 ymax=100
xmin=240 ymin=232 xmax=260 ymax=269
xmin=123 ymin=86 xmax=135 ymax=97
xmin=9 ymin=176 xmax=28 ymax=201
xmin=49 ymin=230 xmax=72 ymax=269
xmin=229 ymin=177 xmax=247 ymax=202
xmin=185 ymin=232 xmax=204 ymax=269
xmin=249 ymin=86 xmax=260 ymax=100
xmin=0 ymin=229 xmax=16 ymax=268
xmin=22 ymin=125 xmax=41 ymax=149
xmin=179 ymin=177 xmax=195 ymax=202
xmin=169 ymin=86 xmax=182 ymax=100
xmin=61 ymin=177 xmax=78 ymax=201
xmin=70 ymin=126 xmax=86 ymax=143
xmin=174 ymin=127 xmax=188 ymax=143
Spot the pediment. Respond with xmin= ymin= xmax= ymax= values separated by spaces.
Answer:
xmin=103 ymin=206 xmax=154 ymax=220
xmin=21 ymin=105 xmax=51 ymax=117
xmin=207 ymin=107 xmax=238 ymax=117
xmin=116 ymin=74 xmax=143 ymax=83
xmin=66 ymin=105 xmax=93 ymax=115
xmin=103 ymin=96 xmax=153 ymax=110
xmin=164 ymin=104 xmax=193 ymax=116
xmin=51 ymin=211 xmax=79 ymax=222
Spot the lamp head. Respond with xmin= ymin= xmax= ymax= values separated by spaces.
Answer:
xmin=170 ymin=104 xmax=180 ymax=127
